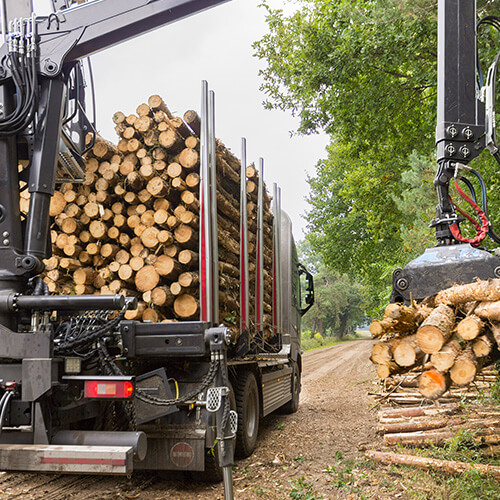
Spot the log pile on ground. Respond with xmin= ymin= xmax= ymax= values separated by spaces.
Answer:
xmin=376 ymin=402 xmax=500 ymax=447
xmin=37 ymin=94 xmax=274 ymax=339
xmin=369 ymin=279 xmax=500 ymax=402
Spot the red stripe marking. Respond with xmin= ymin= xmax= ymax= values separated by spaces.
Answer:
xmin=240 ymin=229 xmax=246 ymax=328
xmin=41 ymin=457 xmax=126 ymax=466
xmin=256 ymin=234 xmax=261 ymax=325
xmin=200 ymin=189 xmax=208 ymax=321
xmin=273 ymin=249 xmax=277 ymax=334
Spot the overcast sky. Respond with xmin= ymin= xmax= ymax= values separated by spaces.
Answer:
xmin=34 ymin=0 xmax=329 ymax=241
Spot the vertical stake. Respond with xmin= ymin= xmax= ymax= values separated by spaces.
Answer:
xmin=199 ymin=81 xmax=213 ymax=323
xmin=208 ymin=90 xmax=219 ymax=324
xmin=256 ymin=158 xmax=264 ymax=337
xmin=240 ymin=138 xmax=249 ymax=336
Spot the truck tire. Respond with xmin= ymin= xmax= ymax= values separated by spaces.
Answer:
xmin=234 ymin=370 xmax=260 ymax=458
xmin=281 ymin=360 xmax=300 ymax=414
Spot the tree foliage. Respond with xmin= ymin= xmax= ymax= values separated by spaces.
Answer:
xmin=255 ymin=0 xmax=500 ymax=306
xmin=298 ymin=240 xmax=367 ymax=337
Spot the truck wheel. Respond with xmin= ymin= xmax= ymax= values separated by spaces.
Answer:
xmin=234 ymin=370 xmax=260 ymax=458
xmin=281 ymin=361 xmax=300 ymax=414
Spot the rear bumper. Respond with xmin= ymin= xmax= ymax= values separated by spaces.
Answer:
xmin=0 ymin=444 xmax=134 ymax=474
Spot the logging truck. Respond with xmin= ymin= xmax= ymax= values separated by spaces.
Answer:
xmin=0 ymin=0 xmax=315 ymax=495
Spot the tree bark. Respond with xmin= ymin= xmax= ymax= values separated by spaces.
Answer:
xmin=437 ymin=279 xmax=500 ymax=305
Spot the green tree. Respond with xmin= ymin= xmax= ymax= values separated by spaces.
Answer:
xmin=298 ymin=240 xmax=367 ymax=337
xmin=255 ymin=0 xmax=500 ymax=306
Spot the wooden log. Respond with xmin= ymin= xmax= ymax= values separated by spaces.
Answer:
xmin=378 ymin=404 xmax=462 ymax=419
xmin=430 ymin=339 xmax=462 ymax=372
xmin=370 ymin=339 xmax=400 ymax=365
xmin=490 ymin=322 xmax=500 ymax=351
xmin=440 ymin=279 xmax=500 ymax=305
xmin=118 ymin=264 xmax=134 ymax=283
xmin=158 ymin=230 xmax=174 ymax=245
xmin=178 ymin=148 xmax=199 ymax=169
xmin=89 ymin=220 xmax=107 ymax=240
xmin=142 ymin=308 xmax=159 ymax=322
xmin=148 ymin=95 xmax=174 ymax=119
xmin=171 ymin=177 xmax=187 ymax=191
xmin=167 ymin=162 xmax=183 ymax=179
xmin=419 ymin=369 xmax=450 ymax=399
xmin=146 ymin=177 xmax=168 ymax=197
xmin=93 ymin=140 xmax=118 ymax=160
xmin=183 ymin=110 xmax=200 ymax=136
xmin=180 ymin=190 xmax=199 ymax=210
xmin=151 ymin=286 xmax=174 ymax=307
xmin=416 ymin=304 xmax=455 ymax=354
xmin=174 ymin=224 xmax=197 ymax=247
xmin=450 ymin=349 xmax=477 ymax=386
xmin=164 ymin=245 xmax=178 ymax=258
xmin=456 ymin=314 xmax=484 ymax=340
xmin=185 ymin=136 xmax=199 ymax=149
xmin=129 ymin=256 xmax=145 ymax=272
xmin=472 ymin=334 xmax=493 ymax=358
xmin=178 ymin=249 xmax=198 ymax=267
xmin=73 ymin=267 xmax=96 ymax=285
xmin=178 ymin=271 xmax=199 ymax=288
xmin=173 ymin=294 xmax=199 ymax=319
xmin=365 ymin=450 xmax=500 ymax=479
xmin=49 ymin=191 xmax=67 ymax=216
xmin=154 ymin=255 xmax=181 ymax=278
xmin=159 ymin=129 xmax=183 ymax=152
xmin=170 ymin=117 xmax=191 ymax=139
xmin=185 ymin=172 xmax=200 ymax=189
xmin=393 ymin=335 xmax=424 ymax=367
xmin=112 ymin=111 xmax=126 ymax=125
xmin=376 ymin=362 xmax=401 ymax=379
xmin=474 ymin=301 xmax=500 ymax=322
xmin=377 ymin=417 xmax=454 ymax=435
xmin=134 ymin=265 xmax=159 ymax=293
xmin=115 ymin=249 xmax=130 ymax=264
xmin=219 ymin=261 xmax=239 ymax=278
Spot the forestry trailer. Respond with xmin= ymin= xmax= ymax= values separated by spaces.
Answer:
xmin=0 ymin=0 xmax=314 ymax=497
xmin=391 ymin=0 xmax=500 ymax=303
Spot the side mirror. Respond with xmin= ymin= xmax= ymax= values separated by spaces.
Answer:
xmin=298 ymin=263 xmax=314 ymax=316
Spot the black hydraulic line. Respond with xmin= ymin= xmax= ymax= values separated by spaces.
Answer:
xmin=466 ymin=166 xmax=500 ymax=244
xmin=0 ymin=392 xmax=13 ymax=436
xmin=458 ymin=176 xmax=477 ymax=203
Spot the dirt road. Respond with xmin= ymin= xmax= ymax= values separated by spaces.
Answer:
xmin=0 ymin=339 xmax=382 ymax=499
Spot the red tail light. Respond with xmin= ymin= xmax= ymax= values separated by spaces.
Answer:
xmin=84 ymin=380 xmax=134 ymax=399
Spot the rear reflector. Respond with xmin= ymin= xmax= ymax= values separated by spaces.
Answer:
xmin=84 ymin=380 xmax=134 ymax=399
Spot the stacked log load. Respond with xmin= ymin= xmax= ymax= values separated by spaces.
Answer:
xmin=38 ymin=94 xmax=275 ymax=340
xmin=369 ymin=279 xmax=500 ymax=401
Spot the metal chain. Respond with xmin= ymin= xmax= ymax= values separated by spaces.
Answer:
xmin=135 ymin=359 xmax=220 ymax=407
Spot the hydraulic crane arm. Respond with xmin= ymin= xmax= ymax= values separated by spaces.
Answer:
xmin=0 ymin=0 xmax=230 ymax=287
xmin=391 ymin=0 xmax=500 ymax=303
xmin=0 ymin=0 xmax=229 ymax=80
xmin=432 ymin=0 xmax=485 ymax=243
